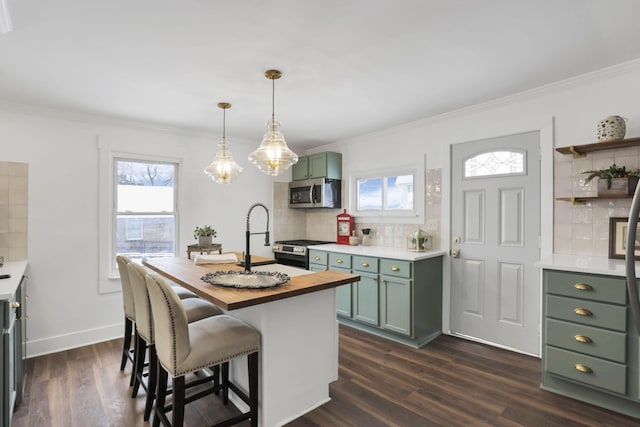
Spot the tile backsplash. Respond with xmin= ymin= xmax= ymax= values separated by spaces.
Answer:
xmin=273 ymin=168 xmax=442 ymax=250
xmin=0 ymin=161 xmax=28 ymax=261
xmin=554 ymin=146 xmax=640 ymax=256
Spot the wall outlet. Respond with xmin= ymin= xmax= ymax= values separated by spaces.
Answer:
xmin=426 ymin=219 xmax=439 ymax=231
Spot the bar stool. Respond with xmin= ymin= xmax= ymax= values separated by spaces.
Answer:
xmin=145 ymin=272 xmax=260 ymax=427
xmin=116 ymin=255 xmax=198 ymax=387
xmin=127 ymin=262 xmax=224 ymax=421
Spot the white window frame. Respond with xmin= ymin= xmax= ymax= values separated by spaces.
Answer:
xmin=98 ymin=143 xmax=182 ymax=294
xmin=349 ymin=162 xmax=425 ymax=224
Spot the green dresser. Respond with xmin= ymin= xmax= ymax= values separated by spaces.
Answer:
xmin=541 ymin=268 xmax=640 ymax=418
xmin=309 ymin=248 xmax=443 ymax=348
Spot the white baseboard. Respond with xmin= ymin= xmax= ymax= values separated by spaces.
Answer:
xmin=26 ymin=323 xmax=124 ymax=358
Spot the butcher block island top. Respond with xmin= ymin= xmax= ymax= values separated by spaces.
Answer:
xmin=143 ymin=256 xmax=360 ymax=310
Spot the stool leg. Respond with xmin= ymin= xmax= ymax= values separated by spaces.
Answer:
xmin=132 ymin=334 xmax=146 ymax=398
xmin=120 ymin=317 xmax=132 ymax=371
xmin=213 ymin=364 xmax=220 ymax=395
xmin=248 ymin=352 xmax=259 ymax=427
xmin=143 ymin=344 xmax=157 ymax=421
xmin=129 ymin=329 xmax=140 ymax=387
xmin=221 ymin=362 xmax=229 ymax=405
xmin=153 ymin=362 xmax=168 ymax=427
xmin=172 ymin=376 xmax=185 ymax=427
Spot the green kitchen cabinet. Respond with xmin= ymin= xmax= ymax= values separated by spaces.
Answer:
xmin=329 ymin=252 xmax=352 ymax=318
xmin=353 ymin=273 xmax=379 ymax=326
xmin=380 ymin=276 xmax=412 ymax=336
xmin=291 ymin=152 xmax=342 ymax=181
xmin=0 ymin=272 xmax=26 ymax=427
xmin=540 ymin=268 xmax=640 ymax=419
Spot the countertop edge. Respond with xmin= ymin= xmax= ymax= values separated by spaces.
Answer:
xmin=0 ymin=261 xmax=28 ymax=300
xmin=309 ymin=244 xmax=447 ymax=261
xmin=536 ymin=254 xmax=639 ymax=277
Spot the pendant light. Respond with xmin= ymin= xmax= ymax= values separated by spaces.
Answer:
xmin=204 ymin=102 xmax=243 ymax=184
xmin=248 ymin=69 xmax=298 ymax=176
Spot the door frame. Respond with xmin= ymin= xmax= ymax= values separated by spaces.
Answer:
xmin=441 ymin=117 xmax=554 ymax=356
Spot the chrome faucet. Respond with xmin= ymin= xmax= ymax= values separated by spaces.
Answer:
xmin=245 ymin=203 xmax=270 ymax=272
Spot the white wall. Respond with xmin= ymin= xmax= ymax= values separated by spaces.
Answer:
xmin=0 ymin=107 xmax=281 ymax=357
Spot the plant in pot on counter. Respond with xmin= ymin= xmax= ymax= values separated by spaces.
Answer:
xmin=582 ymin=163 xmax=639 ymax=189
xmin=193 ymin=225 xmax=217 ymax=246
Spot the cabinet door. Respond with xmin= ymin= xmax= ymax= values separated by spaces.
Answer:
xmin=308 ymin=153 xmax=327 ymax=179
xmin=380 ymin=276 xmax=412 ymax=336
xmin=292 ymin=156 xmax=309 ymax=181
xmin=354 ymin=274 xmax=379 ymax=325
xmin=334 ymin=266 xmax=352 ymax=318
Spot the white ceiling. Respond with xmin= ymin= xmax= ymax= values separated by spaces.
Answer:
xmin=1 ymin=0 xmax=640 ymax=150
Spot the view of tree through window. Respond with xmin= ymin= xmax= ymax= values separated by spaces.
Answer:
xmin=115 ymin=159 xmax=177 ymax=261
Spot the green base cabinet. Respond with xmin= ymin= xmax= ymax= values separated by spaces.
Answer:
xmin=310 ymin=249 xmax=443 ymax=348
xmin=541 ymin=268 xmax=640 ymax=419
xmin=291 ymin=152 xmax=342 ymax=181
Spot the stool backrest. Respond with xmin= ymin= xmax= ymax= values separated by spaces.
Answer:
xmin=127 ymin=262 xmax=154 ymax=343
xmin=115 ymin=255 xmax=135 ymax=320
xmin=145 ymin=272 xmax=190 ymax=371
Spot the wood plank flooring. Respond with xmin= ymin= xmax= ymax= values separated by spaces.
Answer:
xmin=12 ymin=324 xmax=640 ymax=427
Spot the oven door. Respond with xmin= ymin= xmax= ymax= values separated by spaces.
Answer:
xmin=274 ymin=252 xmax=308 ymax=270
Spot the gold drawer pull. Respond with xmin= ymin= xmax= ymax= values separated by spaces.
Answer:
xmin=575 ymin=364 xmax=593 ymax=374
xmin=574 ymin=308 xmax=593 ymax=316
xmin=362 ymin=262 xmax=369 ymax=267
xmin=336 ymin=258 xmax=344 ymax=263
xmin=574 ymin=283 xmax=593 ymax=291
xmin=314 ymin=256 xmax=321 ymax=261
xmin=574 ymin=335 xmax=592 ymax=344
xmin=391 ymin=266 xmax=400 ymax=271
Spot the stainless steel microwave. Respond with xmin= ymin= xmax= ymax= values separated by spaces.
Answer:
xmin=289 ymin=178 xmax=341 ymax=209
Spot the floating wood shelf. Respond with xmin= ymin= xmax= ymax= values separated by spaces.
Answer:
xmin=555 ymin=137 xmax=640 ymax=158
xmin=555 ymin=195 xmax=633 ymax=205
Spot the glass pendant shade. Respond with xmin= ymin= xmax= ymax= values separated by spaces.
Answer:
xmin=249 ymin=69 xmax=298 ymax=176
xmin=249 ymin=117 xmax=298 ymax=176
xmin=204 ymin=102 xmax=243 ymax=184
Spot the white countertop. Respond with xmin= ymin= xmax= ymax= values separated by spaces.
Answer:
xmin=536 ymin=254 xmax=640 ymax=277
xmin=0 ymin=261 xmax=28 ymax=300
xmin=310 ymin=244 xmax=447 ymax=261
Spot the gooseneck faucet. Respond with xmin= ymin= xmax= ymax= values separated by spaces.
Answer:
xmin=245 ymin=203 xmax=270 ymax=272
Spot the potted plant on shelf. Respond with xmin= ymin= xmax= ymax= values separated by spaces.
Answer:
xmin=193 ymin=225 xmax=217 ymax=246
xmin=583 ymin=163 xmax=640 ymax=196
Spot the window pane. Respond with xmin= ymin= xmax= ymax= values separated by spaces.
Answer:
xmin=357 ymin=178 xmax=383 ymax=210
xmin=116 ymin=215 xmax=175 ymax=260
xmin=464 ymin=151 xmax=524 ymax=178
xmin=385 ymin=175 xmax=413 ymax=210
xmin=116 ymin=160 xmax=175 ymax=212
xmin=125 ymin=217 xmax=143 ymax=240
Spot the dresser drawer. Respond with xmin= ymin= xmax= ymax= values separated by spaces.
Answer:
xmin=353 ymin=256 xmax=378 ymax=274
xmin=308 ymin=250 xmax=328 ymax=266
xmin=545 ymin=346 xmax=627 ymax=395
xmin=380 ymin=259 xmax=412 ymax=279
xmin=546 ymin=294 xmax=627 ymax=332
xmin=546 ymin=318 xmax=626 ymax=363
xmin=545 ymin=270 xmax=627 ymax=304
xmin=329 ymin=253 xmax=351 ymax=269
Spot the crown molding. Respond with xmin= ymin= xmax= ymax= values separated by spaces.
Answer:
xmin=0 ymin=0 xmax=12 ymax=34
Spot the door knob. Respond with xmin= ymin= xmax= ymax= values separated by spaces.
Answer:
xmin=451 ymin=249 xmax=460 ymax=258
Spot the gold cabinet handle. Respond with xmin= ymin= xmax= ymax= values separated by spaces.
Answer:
xmin=574 ymin=283 xmax=593 ymax=291
xmin=11 ymin=301 xmax=20 ymax=309
xmin=574 ymin=308 xmax=593 ymax=316
xmin=575 ymin=364 xmax=593 ymax=374
xmin=314 ymin=256 xmax=321 ymax=261
xmin=574 ymin=335 xmax=592 ymax=344
xmin=337 ymin=258 xmax=343 ymax=263
xmin=391 ymin=266 xmax=400 ymax=271
xmin=362 ymin=262 xmax=369 ymax=267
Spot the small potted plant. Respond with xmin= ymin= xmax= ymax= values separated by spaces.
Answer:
xmin=193 ymin=225 xmax=217 ymax=246
xmin=583 ymin=163 xmax=640 ymax=196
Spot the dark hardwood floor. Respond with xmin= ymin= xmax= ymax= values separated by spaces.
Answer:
xmin=13 ymin=324 xmax=640 ymax=427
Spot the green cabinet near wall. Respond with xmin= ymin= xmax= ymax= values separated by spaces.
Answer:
xmin=0 ymin=274 xmax=26 ymax=427
xmin=309 ymin=248 xmax=443 ymax=348
xmin=292 ymin=152 xmax=342 ymax=181
xmin=541 ymin=268 xmax=640 ymax=419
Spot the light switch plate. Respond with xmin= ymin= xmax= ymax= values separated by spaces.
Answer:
xmin=426 ymin=219 xmax=439 ymax=231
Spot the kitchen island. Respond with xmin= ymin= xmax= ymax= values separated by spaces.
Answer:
xmin=143 ymin=257 xmax=360 ymax=427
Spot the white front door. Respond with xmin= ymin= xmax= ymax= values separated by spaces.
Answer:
xmin=450 ymin=131 xmax=541 ymax=355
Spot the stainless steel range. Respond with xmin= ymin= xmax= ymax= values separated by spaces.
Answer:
xmin=272 ymin=240 xmax=334 ymax=269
